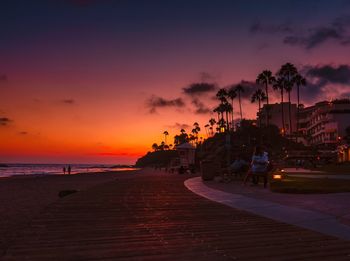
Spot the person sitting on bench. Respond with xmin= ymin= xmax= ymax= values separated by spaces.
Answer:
xmin=229 ymin=156 xmax=248 ymax=177
xmin=244 ymin=146 xmax=269 ymax=186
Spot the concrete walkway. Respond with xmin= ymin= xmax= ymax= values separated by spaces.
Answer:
xmin=185 ymin=177 xmax=350 ymax=241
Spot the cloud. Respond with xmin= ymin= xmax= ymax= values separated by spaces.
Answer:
xmin=191 ymin=98 xmax=212 ymax=114
xmin=61 ymin=99 xmax=76 ymax=105
xmin=299 ymin=64 xmax=350 ymax=102
xmin=250 ymin=21 xmax=294 ymax=34
xmin=251 ymin=15 xmax=350 ymax=49
xmin=19 ymin=131 xmax=28 ymax=135
xmin=305 ymin=64 xmax=350 ymax=84
xmin=183 ymin=82 xmax=217 ymax=96
xmin=146 ymin=95 xmax=185 ymax=113
xmin=165 ymin=122 xmax=191 ymax=130
xmin=0 ymin=117 xmax=12 ymax=126
xmin=66 ymin=0 xmax=96 ymax=7
xmin=231 ymin=80 xmax=258 ymax=99
xmin=283 ymin=27 xmax=344 ymax=49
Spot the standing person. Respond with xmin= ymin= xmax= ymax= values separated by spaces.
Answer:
xmin=68 ymin=165 xmax=71 ymax=175
xmin=243 ymin=146 xmax=269 ymax=186
xmin=63 ymin=166 xmax=66 ymax=175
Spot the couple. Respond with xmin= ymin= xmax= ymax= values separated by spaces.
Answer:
xmin=243 ymin=146 xmax=270 ymax=187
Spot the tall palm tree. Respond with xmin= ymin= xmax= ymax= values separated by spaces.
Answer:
xmin=209 ymin=118 xmax=216 ymax=136
xmin=235 ymin=84 xmax=244 ymax=121
xmin=293 ymin=74 xmax=306 ymax=141
xmin=251 ymin=89 xmax=267 ymax=127
xmin=273 ymin=77 xmax=286 ymax=135
xmin=256 ymin=70 xmax=275 ymax=126
xmin=227 ymin=87 xmax=237 ymax=131
xmin=279 ymin=63 xmax=298 ymax=135
xmin=163 ymin=130 xmax=169 ymax=145
xmin=216 ymin=88 xmax=228 ymax=104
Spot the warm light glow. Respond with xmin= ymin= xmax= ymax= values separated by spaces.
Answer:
xmin=273 ymin=174 xmax=282 ymax=180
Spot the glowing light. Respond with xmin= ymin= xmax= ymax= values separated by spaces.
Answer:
xmin=273 ymin=174 xmax=282 ymax=180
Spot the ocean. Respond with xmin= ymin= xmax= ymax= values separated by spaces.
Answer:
xmin=0 ymin=163 xmax=138 ymax=178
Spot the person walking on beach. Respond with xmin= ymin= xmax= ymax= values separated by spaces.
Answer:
xmin=63 ymin=166 xmax=66 ymax=175
xmin=68 ymin=165 xmax=71 ymax=175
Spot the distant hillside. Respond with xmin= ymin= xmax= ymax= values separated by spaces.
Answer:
xmin=135 ymin=150 xmax=178 ymax=167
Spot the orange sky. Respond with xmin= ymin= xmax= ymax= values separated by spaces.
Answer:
xmin=1 ymin=1 xmax=350 ymax=164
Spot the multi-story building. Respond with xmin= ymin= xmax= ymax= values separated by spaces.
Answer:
xmin=258 ymin=99 xmax=350 ymax=147
xmin=302 ymin=100 xmax=350 ymax=147
xmin=258 ymin=102 xmax=297 ymax=135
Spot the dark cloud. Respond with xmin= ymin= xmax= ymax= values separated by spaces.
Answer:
xmin=66 ymin=0 xmax=97 ymax=7
xmin=191 ymin=98 xmax=212 ymax=114
xmin=19 ymin=131 xmax=28 ymax=135
xmin=0 ymin=117 xmax=12 ymax=126
xmin=232 ymin=80 xmax=258 ymax=99
xmin=183 ymin=82 xmax=217 ymax=96
xmin=61 ymin=99 xmax=76 ymax=105
xmin=251 ymin=15 xmax=350 ymax=49
xmin=146 ymin=95 xmax=185 ymax=113
xmin=0 ymin=74 xmax=7 ymax=82
xmin=250 ymin=21 xmax=294 ymax=34
xmin=165 ymin=123 xmax=191 ymax=130
xmin=306 ymin=64 xmax=350 ymax=84
xmin=283 ymin=27 xmax=344 ymax=49
xmin=300 ymin=64 xmax=350 ymax=103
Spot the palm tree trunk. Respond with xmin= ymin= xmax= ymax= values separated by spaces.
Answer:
xmin=231 ymin=99 xmax=234 ymax=131
xmin=288 ymin=91 xmax=292 ymax=136
xmin=239 ymin=92 xmax=243 ymax=121
xmin=258 ymin=99 xmax=262 ymax=127
xmin=265 ymin=82 xmax=269 ymax=126
xmin=296 ymin=85 xmax=300 ymax=143
xmin=281 ymin=89 xmax=285 ymax=135
xmin=226 ymin=110 xmax=229 ymax=131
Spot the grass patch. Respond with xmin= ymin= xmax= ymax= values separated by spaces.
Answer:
xmin=270 ymin=176 xmax=350 ymax=194
xmin=315 ymin=163 xmax=350 ymax=174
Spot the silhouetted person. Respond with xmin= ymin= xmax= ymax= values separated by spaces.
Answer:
xmin=63 ymin=167 xmax=66 ymax=175
xmin=68 ymin=165 xmax=71 ymax=175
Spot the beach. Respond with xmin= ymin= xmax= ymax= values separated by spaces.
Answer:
xmin=2 ymin=168 xmax=350 ymax=260
xmin=0 ymin=170 xmax=140 ymax=256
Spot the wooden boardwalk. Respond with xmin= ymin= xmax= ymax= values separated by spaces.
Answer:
xmin=3 ymin=170 xmax=350 ymax=260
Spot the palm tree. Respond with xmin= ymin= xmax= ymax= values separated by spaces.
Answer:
xmin=223 ymin=102 xmax=232 ymax=131
xmin=273 ymin=77 xmax=286 ymax=135
xmin=163 ymin=131 xmax=169 ymax=145
xmin=251 ymin=89 xmax=267 ymax=127
xmin=256 ymin=70 xmax=275 ymax=126
xmin=227 ymin=87 xmax=237 ymax=131
xmin=279 ymin=63 xmax=298 ymax=135
xmin=293 ymin=74 xmax=306 ymax=141
xmin=216 ymin=88 xmax=228 ymax=104
xmin=204 ymin=124 xmax=210 ymax=137
xmin=235 ymin=84 xmax=244 ymax=121
xmin=209 ymin=118 xmax=216 ymax=136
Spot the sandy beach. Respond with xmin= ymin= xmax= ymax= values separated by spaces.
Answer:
xmin=0 ymin=170 xmax=141 ymax=255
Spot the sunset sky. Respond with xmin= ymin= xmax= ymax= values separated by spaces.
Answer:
xmin=1 ymin=0 xmax=350 ymax=164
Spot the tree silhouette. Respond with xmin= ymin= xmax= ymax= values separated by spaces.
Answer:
xmin=256 ymin=70 xmax=275 ymax=126
xmin=152 ymin=143 xmax=158 ymax=151
xmin=293 ymin=74 xmax=306 ymax=141
xmin=273 ymin=77 xmax=286 ymax=135
xmin=163 ymin=130 xmax=169 ymax=145
xmin=227 ymin=87 xmax=237 ymax=131
xmin=209 ymin=118 xmax=216 ymax=136
xmin=235 ymin=84 xmax=245 ymax=121
xmin=251 ymin=89 xmax=267 ymax=127
xmin=279 ymin=63 xmax=298 ymax=135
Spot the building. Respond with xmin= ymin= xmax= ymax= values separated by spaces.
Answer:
xmin=258 ymin=102 xmax=297 ymax=135
xmin=302 ymin=100 xmax=350 ymax=147
xmin=258 ymin=99 xmax=350 ymax=147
